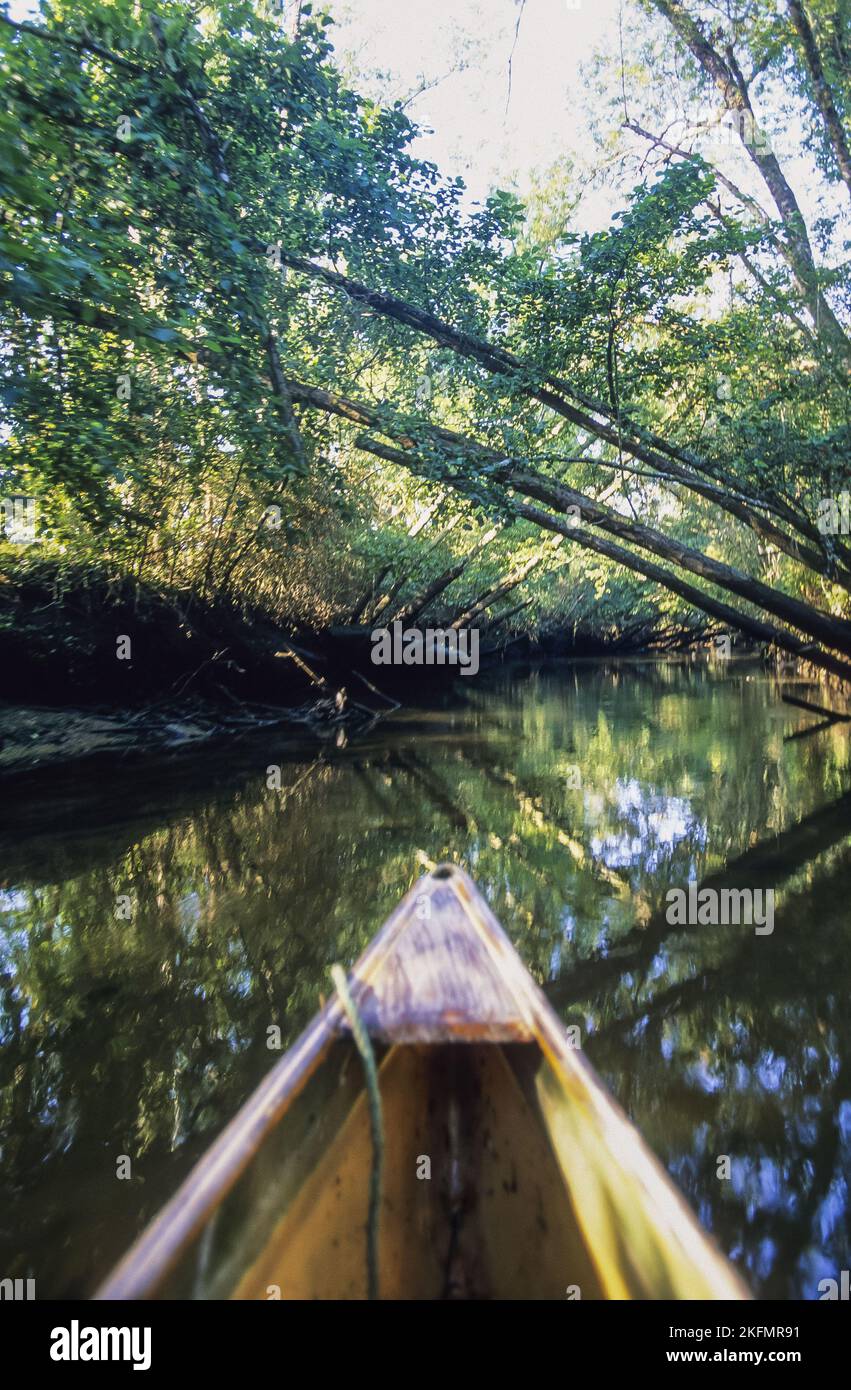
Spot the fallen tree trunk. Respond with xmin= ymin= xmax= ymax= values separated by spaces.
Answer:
xmin=346 ymin=430 xmax=851 ymax=686
xmin=512 ymin=500 xmax=851 ymax=685
xmin=284 ymin=378 xmax=851 ymax=660
xmin=276 ymin=255 xmax=851 ymax=578
xmin=508 ymin=466 xmax=851 ymax=658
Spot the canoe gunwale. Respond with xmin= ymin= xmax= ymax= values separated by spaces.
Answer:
xmin=95 ymin=1003 xmax=338 ymax=1299
xmin=95 ymin=866 xmax=475 ymax=1299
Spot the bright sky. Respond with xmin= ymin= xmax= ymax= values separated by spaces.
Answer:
xmin=322 ymin=0 xmax=846 ymax=248
xmin=325 ymin=0 xmax=624 ymax=226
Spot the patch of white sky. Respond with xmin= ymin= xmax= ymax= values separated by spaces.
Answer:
xmin=4 ymin=0 xmax=624 ymax=228
xmin=325 ymin=0 xmax=625 ymax=231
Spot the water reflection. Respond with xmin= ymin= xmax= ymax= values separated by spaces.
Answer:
xmin=1 ymin=660 xmax=850 ymax=1297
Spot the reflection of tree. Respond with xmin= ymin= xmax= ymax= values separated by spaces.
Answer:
xmin=548 ymin=781 xmax=851 ymax=1011
xmin=578 ymin=843 xmax=851 ymax=1299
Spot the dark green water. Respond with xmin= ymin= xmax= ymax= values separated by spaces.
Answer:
xmin=2 ymin=659 xmax=851 ymax=1299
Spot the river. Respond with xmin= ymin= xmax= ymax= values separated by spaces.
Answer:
xmin=1 ymin=658 xmax=850 ymax=1298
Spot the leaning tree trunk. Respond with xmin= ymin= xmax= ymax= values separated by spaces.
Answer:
xmin=513 ymin=500 xmax=851 ymax=686
xmin=787 ymin=1 xmax=851 ymax=204
xmin=368 ymin=516 xmax=461 ymax=623
xmin=346 ymin=430 xmax=851 ymax=687
xmin=276 ymin=258 xmax=851 ymax=572
xmin=285 ymin=379 xmax=851 ymax=660
xmin=482 ymin=598 xmax=533 ymax=635
xmin=349 ymin=564 xmax=393 ymax=624
xmin=508 ymin=466 xmax=851 ymax=658
xmin=651 ymin=0 xmax=851 ymax=364
xmin=390 ymin=528 xmax=498 ymax=625
xmin=449 ymin=551 xmax=549 ymax=629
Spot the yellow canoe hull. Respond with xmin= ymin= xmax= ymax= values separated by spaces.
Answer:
xmin=97 ymin=865 xmax=749 ymax=1300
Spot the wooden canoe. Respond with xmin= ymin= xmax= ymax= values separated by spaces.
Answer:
xmin=96 ymin=863 xmax=749 ymax=1300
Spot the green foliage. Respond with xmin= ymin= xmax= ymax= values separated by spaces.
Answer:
xmin=1 ymin=0 xmax=849 ymax=648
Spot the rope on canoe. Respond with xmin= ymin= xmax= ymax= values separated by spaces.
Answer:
xmin=330 ymin=962 xmax=383 ymax=1300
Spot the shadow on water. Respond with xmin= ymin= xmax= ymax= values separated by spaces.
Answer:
xmin=1 ymin=658 xmax=850 ymax=1298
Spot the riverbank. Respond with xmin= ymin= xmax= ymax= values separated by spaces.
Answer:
xmin=0 ymin=701 xmax=298 ymax=777
xmin=1 ymin=562 xmax=717 ymax=775
xmin=7 ymin=562 xmax=842 ymax=781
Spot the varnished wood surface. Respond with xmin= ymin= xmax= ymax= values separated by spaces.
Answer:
xmin=232 ymin=1042 xmax=603 ymax=1299
xmin=347 ymin=871 xmax=534 ymax=1042
xmin=444 ymin=870 xmax=751 ymax=1299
